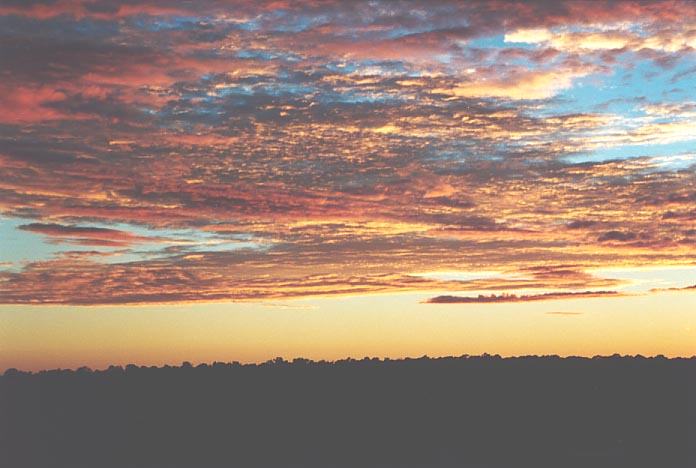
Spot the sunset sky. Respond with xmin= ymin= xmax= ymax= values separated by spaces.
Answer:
xmin=1 ymin=0 xmax=695 ymax=371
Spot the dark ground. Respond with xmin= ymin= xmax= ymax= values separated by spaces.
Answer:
xmin=1 ymin=355 xmax=695 ymax=468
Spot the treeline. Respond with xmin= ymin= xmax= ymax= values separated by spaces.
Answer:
xmin=2 ymin=355 xmax=695 ymax=467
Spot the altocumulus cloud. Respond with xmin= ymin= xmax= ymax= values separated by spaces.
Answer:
xmin=1 ymin=0 xmax=695 ymax=304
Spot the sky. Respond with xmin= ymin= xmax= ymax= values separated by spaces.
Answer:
xmin=1 ymin=0 xmax=695 ymax=371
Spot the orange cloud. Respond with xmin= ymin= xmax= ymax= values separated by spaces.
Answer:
xmin=18 ymin=223 xmax=166 ymax=247
xmin=0 ymin=86 xmax=72 ymax=123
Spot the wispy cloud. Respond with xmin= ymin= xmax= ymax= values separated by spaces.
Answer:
xmin=426 ymin=291 xmax=621 ymax=304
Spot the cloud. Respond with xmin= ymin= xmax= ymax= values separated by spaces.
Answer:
xmin=504 ymin=28 xmax=553 ymax=44
xmin=18 ymin=223 xmax=165 ymax=246
xmin=434 ymin=67 xmax=593 ymax=100
xmin=425 ymin=291 xmax=621 ymax=304
xmin=0 ymin=86 xmax=71 ymax=123
xmin=650 ymin=284 xmax=696 ymax=293
xmin=505 ymin=23 xmax=696 ymax=55
xmin=597 ymin=230 xmax=638 ymax=243
xmin=506 ymin=29 xmax=632 ymax=51
xmin=0 ymin=0 xmax=695 ymax=305
xmin=566 ymin=220 xmax=598 ymax=229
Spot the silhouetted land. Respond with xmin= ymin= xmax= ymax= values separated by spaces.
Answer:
xmin=2 ymin=355 xmax=695 ymax=468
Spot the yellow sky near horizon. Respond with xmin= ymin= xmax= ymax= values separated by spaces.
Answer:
xmin=2 ymin=289 xmax=694 ymax=372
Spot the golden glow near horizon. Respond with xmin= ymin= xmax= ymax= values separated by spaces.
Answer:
xmin=1 ymin=1 xmax=696 ymax=370
xmin=2 ymin=289 xmax=695 ymax=372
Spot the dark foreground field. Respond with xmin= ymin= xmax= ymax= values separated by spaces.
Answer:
xmin=1 ymin=355 xmax=695 ymax=468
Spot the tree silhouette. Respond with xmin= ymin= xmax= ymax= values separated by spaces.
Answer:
xmin=1 ymin=355 xmax=695 ymax=468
